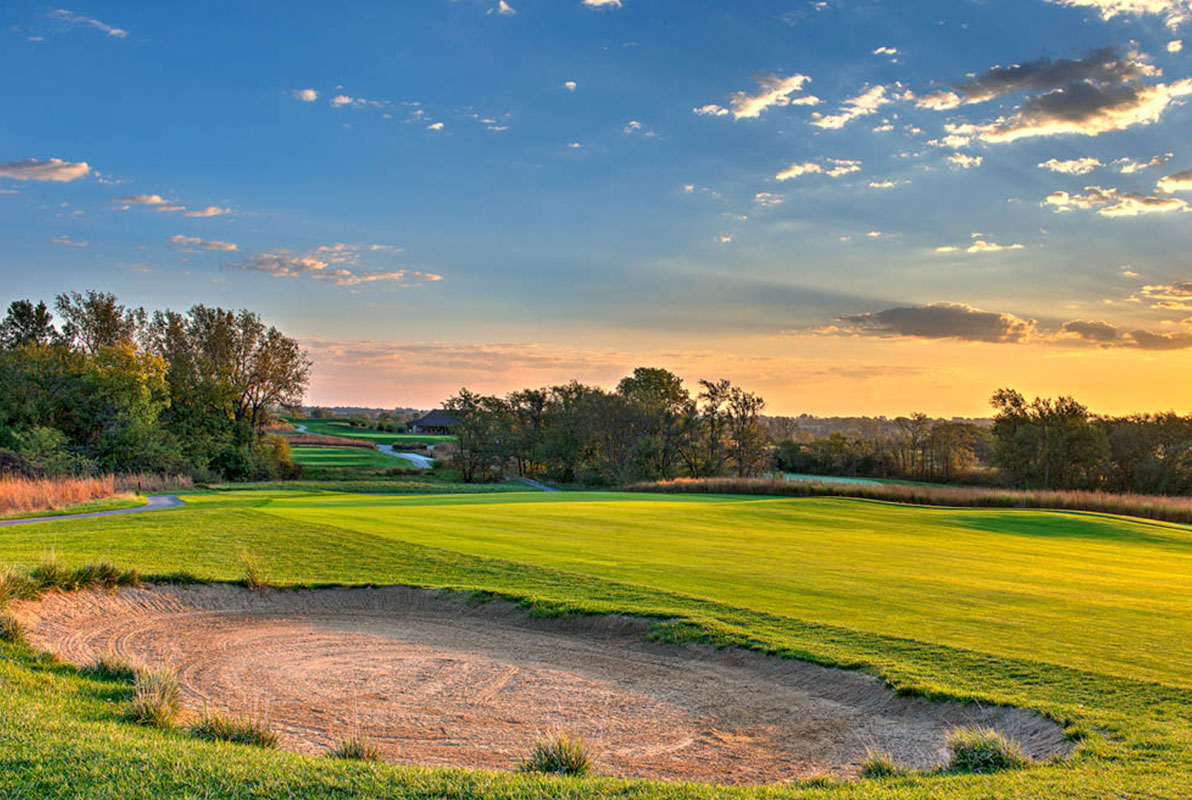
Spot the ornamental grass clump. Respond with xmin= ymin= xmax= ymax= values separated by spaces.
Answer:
xmin=124 ymin=667 xmax=181 ymax=728
xmin=945 ymin=726 xmax=1030 ymax=773
xmin=518 ymin=732 xmax=596 ymax=777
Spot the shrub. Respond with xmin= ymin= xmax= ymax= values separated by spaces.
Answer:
xmin=191 ymin=710 xmax=279 ymax=749
xmin=860 ymin=749 xmax=904 ymax=778
xmin=328 ymin=733 xmax=382 ymax=762
xmin=945 ymin=726 xmax=1029 ymax=773
xmin=81 ymin=653 xmax=138 ymax=683
xmin=518 ymin=732 xmax=596 ymax=776
xmin=124 ymin=667 xmax=181 ymax=728
xmin=0 ymin=613 xmax=26 ymax=645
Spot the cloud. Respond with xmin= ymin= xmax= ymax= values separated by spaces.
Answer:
xmin=184 ymin=205 xmax=232 ymax=217
xmin=774 ymin=158 xmax=861 ymax=181
xmin=754 ymin=192 xmax=785 ymax=207
xmin=919 ymin=48 xmax=1192 ymax=142
xmin=582 ymin=0 xmax=623 ymax=7
xmin=868 ymin=179 xmax=898 ymax=188
xmin=1124 ymin=329 xmax=1192 ymax=349
xmin=0 ymin=158 xmax=92 ymax=182
xmin=489 ymin=1 xmax=516 ymax=14
xmin=935 ymin=238 xmax=1025 ymax=254
xmin=1044 ymin=185 xmax=1189 ymax=216
xmin=231 ymin=247 xmax=440 ymax=288
xmin=1060 ymin=319 xmax=1120 ymax=342
xmin=330 ymin=95 xmax=355 ymax=107
xmin=50 ymin=8 xmax=127 ymax=37
xmin=1141 ymin=281 xmax=1192 ymax=310
xmin=1116 ymin=153 xmax=1172 ymax=173
xmin=825 ymin=302 xmax=1037 ymax=343
xmin=51 ymin=235 xmax=88 ymax=248
xmin=696 ymin=73 xmax=818 ymax=120
xmin=290 ymin=89 xmax=319 ymax=102
xmin=872 ymin=46 xmax=900 ymax=56
xmin=169 ymin=235 xmax=238 ymax=252
xmin=1156 ymin=169 xmax=1192 ymax=192
xmin=947 ymin=152 xmax=983 ymax=169
xmin=1171 ymin=39 xmax=1185 ymax=51
xmin=564 ymin=81 xmax=577 ymax=92
xmin=1044 ymin=0 xmax=1192 ymax=30
xmin=811 ymin=85 xmax=892 ymax=129
xmin=1038 ymin=157 xmax=1103 ymax=174
xmin=426 ymin=122 xmax=445 ymax=131
xmin=622 ymin=120 xmax=657 ymax=136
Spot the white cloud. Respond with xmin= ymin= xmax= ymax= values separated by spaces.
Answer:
xmin=1171 ymin=39 xmax=1185 ymax=51
xmin=112 ymin=195 xmax=232 ymax=217
xmin=0 ymin=158 xmax=91 ymax=182
xmin=232 ymin=248 xmax=441 ymax=287
xmin=754 ymin=192 xmax=785 ymax=206
xmin=51 ymin=235 xmax=88 ymax=247
xmin=1045 ymin=185 xmax=1190 ymax=216
xmin=947 ymin=152 xmax=984 ymax=169
xmin=184 ymin=206 xmax=232 ymax=218
xmin=564 ymin=81 xmax=577 ymax=92
xmin=290 ymin=88 xmax=319 ymax=102
xmin=492 ymin=0 xmax=516 ymax=14
xmin=866 ymin=230 xmax=884 ymax=238
xmin=426 ymin=122 xmax=445 ymax=131
xmin=1115 ymin=153 xmax=1172 ymax=173
xmin=716 ymin=234 xmax=734 ymax=244
xmin=1157 ymin=169 xmax=1192 ymax=192
xmin=169 ymin=235 xmax=238 ymax=252
xmin=1044 ymin=0 xmax=1192 ymax=30
xmin=697 ymin=73 xmax=818 ymax=120
xmin=872 ymin=46 xmax=900 ymax=56
xmin=582 ymin=0 xmax=623 ymax=7
xmin=330 ymin=94 xmax=356 ymax=107
xmin=936 ymin=239 xmax=1025 ymax=253
xmin=50 ymin=9 xmax=127 ymax=37
xmin=811 ymin=85 xmax=893 ymax=129
xmin=1038 ymin=157 xmax=1103 ymax=174
xmin=868 ymin=179 xmax=898 ymax=188
xmin=774 ymin=158 xmax=861 ymax=181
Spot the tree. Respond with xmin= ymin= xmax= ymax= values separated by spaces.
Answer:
xmin=55 ymin=291 xmax=145 ymax=354
xmin=0 ymin=300 xmax=55 ymax=349
xmin=990 ymin=389 xmax=1109 ymax=489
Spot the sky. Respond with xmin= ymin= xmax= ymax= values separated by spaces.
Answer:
xmin=3 ymin=0 xmax=1192 ymax=416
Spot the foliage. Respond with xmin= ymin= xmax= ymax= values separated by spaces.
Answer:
xmin=124 ymin=667 xmax=181 ymax=728
xmin=518 ymin=732 xmax=596 ymax=776
xmin=191 ymin=710 xmax=279 ymax=748
xmin=328 ymin=733 xmax=382 ymax=761
xmin=944 ymin=727 xmax=1029 ymax=773
xmin=859 ymin=750 xmax=904 ymax=778
xmin=81 ymin=653 xmax=139 ymax=683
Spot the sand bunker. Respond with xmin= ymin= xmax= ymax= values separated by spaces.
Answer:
xmin=15 ymin=585 xmax=1070 ymax=783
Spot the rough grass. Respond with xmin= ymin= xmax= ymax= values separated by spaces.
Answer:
xmin=288 ymin=434 xmax=378 ymax=450
xmin=0 ymin=612 xmax=26 ymax=644
xmin=81 ymin=652 xmax=138 ymax=683
xmin=191 ymin=710 xmax=279 ymax=749
xmin=629 ymin=476 xmax=1192 ymax=525
xmin=0 ymin=473 xmax=190 ymax=516
xmin=945 ymin=727 xmax=1030 ymax=773
xmin=0 ymin=490 xmax=1191 ymax=798
xmin=124 ymin=667 xmax=181 ymax=728
xmin=859 ymin=750 xmax=903 ymax=778
xmin=518 ymin=732 xmax=596 ymax=776
xmin=328 ymin=733 xmax=382 ymax=761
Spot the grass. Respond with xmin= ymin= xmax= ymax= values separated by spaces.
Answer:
xmin=329 ymin=732 xmax=382 ymax=761
xmin=124 ymin=667 xmax=181 ymax=728
xmin=631 ymin=476 xmax=1192 ymax=525
xmin=293 ymin=417 xmax=454 ymax=448
xmin=81 ymin=652 xmax=138 ymax=683
xmin=945 ymin=727 xmax=1030 ymax=773
xmin=0 ymin=494 xmax=146 ymax=520
xmin=290 ymin=445 xmax=410 ymax=470
xmin=859 ymin=750 xmax=903 ymax=779
xmin=191 ymin=710 xmax=279 ymax=749
xmin=0 ymin=489 xmax=1190 ymax=797
xmin=0 ymin=474 xmax=119 ymax=516
xmin=518 ymin=732 xmax=596 ymax=776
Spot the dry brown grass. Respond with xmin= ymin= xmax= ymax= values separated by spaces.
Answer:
xmin=0 ymin=473 xmax=192 ymax=516
xmin=288 ymin=434 xmax=377 ymax=450
xmin=628 ymin=477 xmax=1192 ymax=525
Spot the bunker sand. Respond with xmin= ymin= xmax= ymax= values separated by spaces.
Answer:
xmin=17 ymin=585 xmax=1070 ymax=783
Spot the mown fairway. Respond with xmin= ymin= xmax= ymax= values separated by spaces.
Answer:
xmin=294 ymin=418 xmax=454 ymax=447
xmin=289 ymin=445 xmax=406 ymax=470
xmin=2 ymin=490 xmax=1191 ymax=799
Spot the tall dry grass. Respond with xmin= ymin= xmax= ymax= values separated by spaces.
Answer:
xmin=288 ymin=434 xmax=377 ymax=450
xmin=0 ymin=473 xmax=192 ymax=516
xmin=627 ymin=477 xmax=1192 ymax=525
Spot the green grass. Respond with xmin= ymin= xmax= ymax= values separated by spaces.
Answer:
xmin=290 ymin=445 xmax=407 ymax=470
xmin=291 ymin=418 xmax=454 ymax=447
xmin=0 ymin=495 xmax=146 ymax=520
xmin=0 ymin=489 xmax=1190 ymax=798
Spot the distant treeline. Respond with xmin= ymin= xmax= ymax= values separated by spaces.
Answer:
xmin=772 ymin=389 xmax=1192 ymax=495
xmin=0 ymin=291 xmax=310 ymax=482
xmin=442 ymin=367 xmax=768 ymax=484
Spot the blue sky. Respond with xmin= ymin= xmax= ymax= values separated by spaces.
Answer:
xmin=3 ymin=0 xmax=1192 ymax=414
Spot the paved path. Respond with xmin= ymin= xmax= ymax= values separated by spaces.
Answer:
xmin=0 ymin=494 xmax=186 ymax=528
xmin=377 ymin=444 xmax=435 ymax=469
xmin=516 ymin=477 xmax=560 ymax=493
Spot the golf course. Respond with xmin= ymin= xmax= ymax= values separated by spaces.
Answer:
xmin=2 ymin=488 xmax=1190 ymax=798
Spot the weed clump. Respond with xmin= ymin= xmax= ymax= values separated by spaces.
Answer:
xmin=518 ymin=732 xmax=595 ymax=777
xmin=191 ymin=710 xmax=279 ymax=749
xmin=123 ymin=667 xmax=181 ymax=728
xmin=945 ymin=726 xmax=1029 ymax=773
xmin=81 ymin=653 xmax=138 ymax=683
xmin=0 ymin=613 xmax=27 ymax=645
xmin=329 ymin=733 xmax=382 ymax=761
xmin=860 ymin=749 xmax=904 ymax=778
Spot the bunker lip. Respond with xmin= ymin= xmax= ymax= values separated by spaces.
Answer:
xmin=14 ymin=584 xmax=1072 ymax=785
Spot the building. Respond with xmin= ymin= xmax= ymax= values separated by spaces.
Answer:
xmin=408 ymin=410 xmax=461 ymax=436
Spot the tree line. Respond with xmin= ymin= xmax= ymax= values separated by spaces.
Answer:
xmin=442 ymin=367 xmax=769 ymax=484
xmin=0 ymin=291 xmax=310 ymax=481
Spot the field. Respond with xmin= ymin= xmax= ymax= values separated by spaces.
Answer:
xmin=1 ymin=490 xmax=1191 ymax=798
xmin=292 ymin=418 xmax=454 ymax=447
xmin=289 ymin=445 xmax=411 ymax=470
